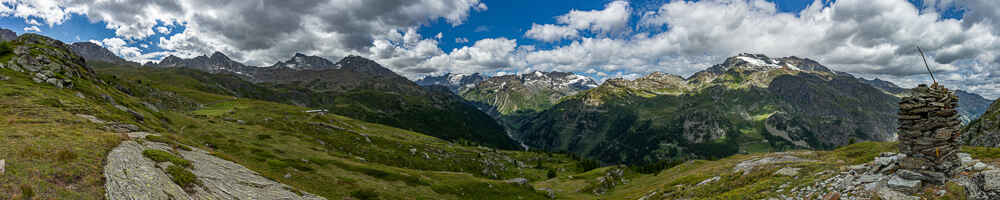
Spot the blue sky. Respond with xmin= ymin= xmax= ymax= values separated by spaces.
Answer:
xmin=1 ymin=0 xmax=999 ymax=98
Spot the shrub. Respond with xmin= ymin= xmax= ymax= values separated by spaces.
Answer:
xmin=547 ymin=168 xmax=557 ymax=179
xmin=36 ymin=98 xmax=64 ymax=107
xmin=20 ymin=184 xmax=34 ymax=200
xmin=0 ymin=42 xmax=12 ymax=56
xmin=142 ymin=149 xmax=192 ymax=168
xmin=55 ymin=149 xmax=78 ymax=162
xmin=166 ymin=165 xmax=200 ymax=188
xmin=577 ymin=159 xmax=600 ymax=172
xmin=350 ymin=188 xmax=379 ymax=200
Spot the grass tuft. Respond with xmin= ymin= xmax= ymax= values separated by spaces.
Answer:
xmin=143 ymin=149 xmax=192 ymax=168
xmin=166 ymin=165 xmax=200 ymax=189
xmin=351 ymin=188 xmax=380 ymax=200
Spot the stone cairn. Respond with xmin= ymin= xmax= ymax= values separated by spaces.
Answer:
xmin=896 ymin=83 xmax=962 ymax=184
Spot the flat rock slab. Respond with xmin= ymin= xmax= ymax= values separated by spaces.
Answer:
xmin=104 ymin=141 xmax=192 ymax=200
xmin=774 ymin=167 xmax=801 ymax=176
xmin=105 ymin=140 xmax=325 ymax=200
xmin=178 ymin=147 xmax=326 ymax=200
xmin=733 ymin=155 xmax=815 ymax=175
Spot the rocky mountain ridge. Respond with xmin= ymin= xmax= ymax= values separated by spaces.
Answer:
xmin=415 ymin=72 xmax=487 ymax=94
xmin=511 ymin=53 xmax=900 ymax=164
xmin=68 ymin=42 xmax=139 ymax=66
xmin=459 ymin=71 xmax=599 ymax=116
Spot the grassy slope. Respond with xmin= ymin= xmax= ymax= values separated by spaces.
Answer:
xmin=0 ymin=60 xmax=153 ymax=198
xmin=90 ymin=64 xmax=590 ymax=199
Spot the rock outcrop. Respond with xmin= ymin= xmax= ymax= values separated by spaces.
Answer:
xmin=1 ymin=34 xmax=95 ymax=88
xmin=792 ymin=152 xmax=999 ymax=199
xmin=0 ymin=28 xmax=16 ymax=42
xmin=105 ymin=134 xmax=325 ymax=200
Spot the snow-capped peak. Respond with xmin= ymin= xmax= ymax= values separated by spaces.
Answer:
xmin=735 ymin=55 xmax=780 ymax=68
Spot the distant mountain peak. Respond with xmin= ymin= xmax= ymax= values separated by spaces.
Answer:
xmin=69 ymin=41 xmax=137 ymax=66
xmin=703 ymin=53 xmax=833 ymax=75
xmin=335 ymin=55 xmax=396 ymax=76
xmin=416 ymin=73 xmax=488 ymax=94
xmin=270 ymin=53 xmax=335 ymax=70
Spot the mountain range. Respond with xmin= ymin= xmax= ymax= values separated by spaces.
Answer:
xmin=8 ymin=29 xmax=1000 ymax=199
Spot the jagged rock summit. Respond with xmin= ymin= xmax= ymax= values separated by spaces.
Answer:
xmin=69 ymin=42 xmax=138 ymax=66
xmin=415 ymin=72 xmax=488 ymax=94
xmin=700 ymin=53 xmax=832 ymax=75
xmin=0 ymin=28 xmax=16 ymax=42
xmin=460 ymin=71 xmax=598 ymax=115
xmin=269 ymin=53 xmax=337 ymax=70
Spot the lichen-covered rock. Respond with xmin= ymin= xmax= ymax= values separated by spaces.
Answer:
xmin=104 ymin=141 xmax=192 ymax=200
xmin=1 ymin=33 xmax=95 ymax=89
xmin=105 ymin=139 xmax=325 ymax=200
xmin=177 ymin=148 xmax=325 ymax=200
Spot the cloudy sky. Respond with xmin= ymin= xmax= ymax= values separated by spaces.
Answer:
xmin=1 ymin=0 xmax=999 ymax=98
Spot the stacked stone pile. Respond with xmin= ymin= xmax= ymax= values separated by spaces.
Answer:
xmin=897 ymin=83 xmax=962 ymax=184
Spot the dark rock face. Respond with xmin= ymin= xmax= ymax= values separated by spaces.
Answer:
xmin=0 ymin=28 xmax=16 ymax=42
xmin=147 ymin=52 xmax=257 ymax=78
xmin=69 ymin=42 xmax=138 ymax=66
xmin=897 ymin=84 xmax=962 ymax=182
xmin=861 ymin=78 xmax=908 ymax=95
xmin=268 ymin=53 xmax=337 ymax=70
xmin=956 ymin=90 xmax=994 ymax=124
xmin=963 ymin=98 xmax=1000 ymax=147
xmin=415 ymin=73 xmax=487 ymax=94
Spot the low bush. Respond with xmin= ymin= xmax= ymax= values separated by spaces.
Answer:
xmin=143 ymin=149 xmax=192 ymax=168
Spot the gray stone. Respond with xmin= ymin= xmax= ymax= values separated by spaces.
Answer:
xmin=875 ymin=155 xmax=899 ymax=167
xmin=877 ymin=187 xmax=919 ymax=200
xmin=506 ymin=177 xmax=528 ymax=185
xmin=959 ymin=153 xmax=974 ymax=165
xmin=733 ymin=155 xmax=815 ymax=175
xmin=126 ymin=132 xmax=156 ymax=139
xmin=697 ymin=176 xmax=720 ymax=186
xmin=974 ymin=162 xmax=989 ymax=171
xmin=142 ymin=102 xmax=160 ymax=113
xmin=774 ymin=167 xmax=801 ymax=176
xmin=887 ymin=175 xmax=921 ymax=193
xmin=857 ymin=174 xmax=884 ymax=183
xmin=177 ymin=142 xmax=326 ymax=200
xmin=976 ymin=170 xmax=1000 ymax=192
xmin=897 ymin=169 xmax=945 ymax=183
xmin=101 ymin=123 xmax=141 ymax=133
xmin=104 ymin=141 xmax=192 ymax=200
xmin=76 ymin=114 xmax=107 ymax=124
xmin=0 ymin=159 xmax=4 ymax=176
